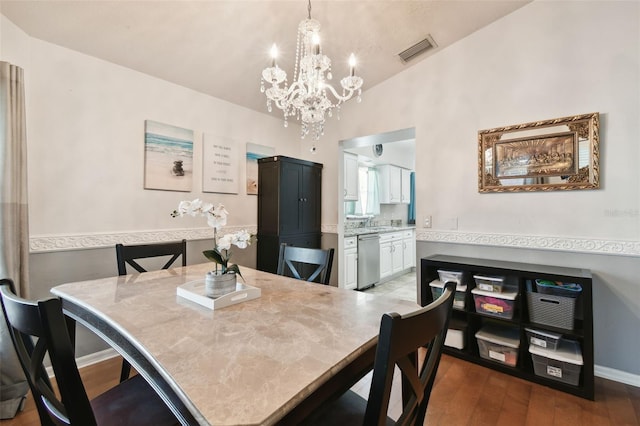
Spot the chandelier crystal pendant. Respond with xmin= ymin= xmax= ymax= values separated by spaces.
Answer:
xmin=260 ymin=0 xmax=364 ymax=145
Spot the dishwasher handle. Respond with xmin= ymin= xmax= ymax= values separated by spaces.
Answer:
xmin=358 ymin=234 xmax=380 ymax=241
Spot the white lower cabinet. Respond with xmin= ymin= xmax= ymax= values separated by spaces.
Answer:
xmin=391 ymin=239 xmax=404 ymax=275
xmin=343 ymin=237 xmax=358 ymax=290
xmin=380 ymin=232 xmax=404 ymax=279
xmin=379 ymin=240 xmax=392 ymax=279
xmin=402 ymin=230 xmax=415 ymax=270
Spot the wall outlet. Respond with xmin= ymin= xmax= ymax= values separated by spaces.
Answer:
xmin=424 ymin=215 xmax=432 ymax=228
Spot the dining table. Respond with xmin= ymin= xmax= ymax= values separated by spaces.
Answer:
xmin=50 ymin=263 xmax=419 ymax=426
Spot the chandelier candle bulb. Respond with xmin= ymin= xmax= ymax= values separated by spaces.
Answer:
xmin=270 ymin=43 xmax=278 ymax=67
xmin=349 ymin=53 xmax=356 ymax=76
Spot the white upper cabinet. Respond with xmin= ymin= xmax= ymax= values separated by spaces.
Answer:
xmin=378 ymin=164 xmax=412 ymax=204
xmin=344 ymin=152 xmax=359 ymax=201
xmin=401 ymin=168 xmax=411 ymax=204
xmin=377 ymin=164 xmax=401 ymax=204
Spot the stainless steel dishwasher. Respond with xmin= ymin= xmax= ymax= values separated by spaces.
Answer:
xmin=357 ymin=233 xmax=380 ymax=290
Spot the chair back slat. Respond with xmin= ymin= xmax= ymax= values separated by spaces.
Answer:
xmin=364 ymin=281 xmax=456 ymax=426
xmin=116 ymin=239 xmax=187 ymax=275
xmin=277 ymin=244 xmax=335 ymax=285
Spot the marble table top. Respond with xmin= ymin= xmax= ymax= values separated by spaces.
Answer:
xmin=52 ymin=264 xmax=418 ymax=426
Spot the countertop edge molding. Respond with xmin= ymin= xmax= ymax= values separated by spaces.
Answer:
xmin=29 ymin=226 xmax=257 ymax=253
xmin=30 ymin=227 xmax=640 ymax=257
xmin=415 ymin=230 xmax=640 ymax=258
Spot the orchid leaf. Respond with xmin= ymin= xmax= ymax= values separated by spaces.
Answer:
xmin=203 ymin=249 xmax=225 ymax=266
xmin=226 ymin=264 xmax=243 ymax=280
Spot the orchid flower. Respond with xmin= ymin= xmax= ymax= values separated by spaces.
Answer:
xmin=172 ymin=199 xmax=253 ymax=278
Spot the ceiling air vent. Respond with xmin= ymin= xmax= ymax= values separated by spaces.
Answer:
xmin=398 ymin=35 xmax=437 ymax=63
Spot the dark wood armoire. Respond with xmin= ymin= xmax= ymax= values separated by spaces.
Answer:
xmin=256 ymin=156 xmax=323 ymax=274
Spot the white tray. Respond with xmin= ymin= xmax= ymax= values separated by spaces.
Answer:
xmin=177 ymin=279 xmax=261 ymax=310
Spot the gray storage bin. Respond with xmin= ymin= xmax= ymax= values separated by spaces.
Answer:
xmin=529 ymin=339 xmax=583 ymax=386
xmin=527 ymin=286 xmax=577 ymax=330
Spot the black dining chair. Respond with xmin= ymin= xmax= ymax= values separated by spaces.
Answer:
xmin=115 ymin=239 xmax=187 ymax=276
xmin=0 ymin=279 xmax=179 ymax=426
xmin=276 ymin=244 xmax=335 ymax=285
xmin=115 ymin=239 xmax=186 ymax=381
xmin=303 ymin=281 xmax=457 ymax=426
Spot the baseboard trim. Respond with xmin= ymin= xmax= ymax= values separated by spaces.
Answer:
xmin=595 ymin=364 xmax=640 ymax=387
xmin=58 ymin=349 xmax=640 ymax=389
xmin=46 ymin=348 xmax=120 ymax=377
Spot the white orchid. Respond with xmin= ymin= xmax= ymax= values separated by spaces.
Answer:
xmin=173 ymin=199 xmax=225 ymax=229
xmin=206 ymin=204 xmax=228 ymax=230
xmin=172 ymin=199 xmax=253 ymax=277
xmin=216 ymin=234 xmax=233 ymax=251
xmin=232 ymin=230 xmax=252 ymax=249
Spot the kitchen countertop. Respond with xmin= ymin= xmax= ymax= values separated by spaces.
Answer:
xmin=344 ymin=225 xmax=416 ymax=237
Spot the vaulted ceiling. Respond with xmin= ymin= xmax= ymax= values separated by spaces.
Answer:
xmin=1 ymin=1 xmax=530 ymax=115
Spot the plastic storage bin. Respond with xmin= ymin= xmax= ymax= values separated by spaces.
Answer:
xmin=471 ymin=287 xmax=518 ymax=319
xmin=525 ymin=327 xmax=562 ymax=351
xmin=535 ymin=279 xmax=582 ymax=298
xmin=529 ymin=339 xmax=583 ymax=386
xmin=437 ymin=270 xmax=463 ymax=285
xmin=475 ymin=325 xmax=520 ymax=367
xmin=445 ymin=329 xmax=465 ymax=350
xmin=527 ymin=284 xmax=577 ymax=330
xmin=430 ymin=279 xmax=467 ymax=310
xmin=473 ymin=275 xmax=506 ymax=293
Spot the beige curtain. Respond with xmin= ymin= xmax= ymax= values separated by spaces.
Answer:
xmin=0 ymin=61 xmax=29 ymax=418
xmin=0 ymin=61 xmax=29 ymax=296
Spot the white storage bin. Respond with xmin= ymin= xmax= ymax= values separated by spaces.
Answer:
xmin=445 ymin=329 xmax=465 ymax=350
xmin=472 ymin=287 xmax=518 ymax=319
xmin=475 ymin=325 xmax=520 ymax=367
xmin=473 ymin=275 xmax=506 ymax=293
xmin=525 ymin=327 xmax=562 ymax=351
xmin=437 ymin=270 xmax=463 ymax=285
xmin=529 ymin=339 xmax=583 ymax=386
xmin=430 ymin=279 xmax=467 ymax=310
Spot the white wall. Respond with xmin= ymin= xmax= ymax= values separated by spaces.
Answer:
xmin=1 ymin=14 xmax=301 ymax=238
xmin=322 ymin=1 xmax=639 ymax=241
xmin=312 ymin=1 xmax=640 ymax=379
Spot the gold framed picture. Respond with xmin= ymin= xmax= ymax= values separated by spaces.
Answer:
xmin=478 ymin=112 xmax=600 ymax=193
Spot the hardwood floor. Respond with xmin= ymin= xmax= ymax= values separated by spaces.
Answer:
xmin=2 ymin=355 xmax=638 ymax=425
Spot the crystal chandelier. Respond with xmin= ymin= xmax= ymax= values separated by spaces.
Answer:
xmin=260 ymin=0 xmax=364 ymax=145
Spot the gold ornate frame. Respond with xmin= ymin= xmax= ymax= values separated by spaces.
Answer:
xmin=478 ymin=112 xmax=600 ymax=193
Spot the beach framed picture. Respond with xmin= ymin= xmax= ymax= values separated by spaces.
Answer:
xmin=144 ymin=120 xmax=194 ymax=192
xmin=246 ymin=142 xmax=275 ymax=195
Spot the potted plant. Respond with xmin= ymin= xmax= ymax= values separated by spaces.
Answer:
xmin=172 ymin=199 xmax=252 ymax=297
